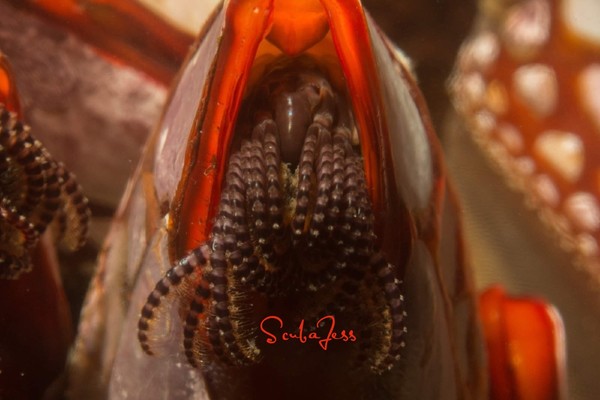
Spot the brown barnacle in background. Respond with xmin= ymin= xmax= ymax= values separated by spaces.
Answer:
xmin=447 ymin=0 xmax=600 ymax=398
xmin=450 ymin=0 xmax=600 ymax=277
xmin=0 ymin=104 xmax=90 ymax=279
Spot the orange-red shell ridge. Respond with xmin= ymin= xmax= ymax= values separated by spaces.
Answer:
xmin=479 ymin=286 xmax=567 ymax=400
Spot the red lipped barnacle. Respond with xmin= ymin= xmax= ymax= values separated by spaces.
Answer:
xmin=63 ymin=1 xmax=485 ymax=398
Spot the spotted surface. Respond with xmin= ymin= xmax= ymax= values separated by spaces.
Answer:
xmin=450 ymin=0 xmax=600 ymax=277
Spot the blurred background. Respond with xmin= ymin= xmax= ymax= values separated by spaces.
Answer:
xmin=2 ymin=0 xmax=600 ymax=398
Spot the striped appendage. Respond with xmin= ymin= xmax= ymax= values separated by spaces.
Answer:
xmin=0 ymin=104 xmax=90 ymax=279
xmin=138 ymin=60 xmax=406 ymax=373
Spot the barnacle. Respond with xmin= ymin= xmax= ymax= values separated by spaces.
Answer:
xmin=137 ymin=59 xmax=406 ymax=374
xmin=450 ymin=0 xmax=600 ymax=275
xmin=448 ymin=0 xmax=600 ymax=397
xmin=0 ymin=104 xmax=90 ymax=279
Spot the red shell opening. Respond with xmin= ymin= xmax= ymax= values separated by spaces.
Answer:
xmin=174 ymin=0 xmax=408 ymax=270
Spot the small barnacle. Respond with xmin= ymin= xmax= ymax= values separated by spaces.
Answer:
xmin=0 ymin=103 xmax=90 ymax=279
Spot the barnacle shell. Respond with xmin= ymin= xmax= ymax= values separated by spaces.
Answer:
xmin=68 ymin=1 xmax=485 ymax=399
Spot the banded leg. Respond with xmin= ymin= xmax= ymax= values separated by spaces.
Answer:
xmin=325 ymin=128 xmax=350 ymax=261
xmin=137 ymin=245 xmax=208 ymax=355
xmin=31 ymin=153 xmax=61 ymax=235
xmin=204 ymin=190 xmax=261 ymax=365
xmin=55 ymin=164 xmax=90 ymax=251
xmin=262 ymin=129 xmax=284 ymax=239
xmin=245 ymin=141 xmax=268 ymax=248
xmin=251 ymin=120 xmax=285 ymax=263
xmin=183 ymin=280 xmax=211 ymax=367
xmin=369 ymin=253 xmax=406 ymax=372
xmin=203 ymin=249 xmax=256 ymax=366
xmin=0 ymin=103 xmax=90 ymax=278
xmin=292 ymin=124 xmax=318 ymax=237
xmin=0 ymin=121 xmax=45 ymax=213
xmin=308 ymin=126 xmax=333 ymax=247
xmin=0 ymin=107 xmax=60 ymax=235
